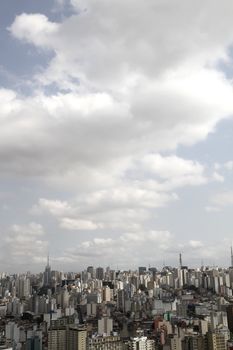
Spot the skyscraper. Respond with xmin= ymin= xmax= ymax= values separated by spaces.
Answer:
xmin=179 ymin=253 xmax=183 ymax=268
xmin=230 ymin=246 xmax=233 ymax=267
xmin=96 ymin=267 xmax=104 ymax=280
xmin=43 ymin=254 xmax=52 ymax=287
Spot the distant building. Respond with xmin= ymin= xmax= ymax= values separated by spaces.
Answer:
xmin=88 ymin=335 xmax=122 ymax=350
xmin=48 ymin=329 xmax=67 ymax=350
xmin=43 ymin=255 xmax=52 ymax=288
xmin=227 ymin=304 xmax=233 ymax=332
xmin=98 ymin=317 xmax=113 ymax=336
xmin=207 ymin=331 xmax=228 ymax=350
xmin=87 ymin=266 xmax=94 ymax=278
xmin=96 ymin=267 xmax=104 ymax=280
xmin=138 ymin=267 xmax=147 ymax=275
xmin=67 ymin=327 xmax=87 ymax=350
xmin=26 ymin=336 xmax=42 ymax=350
xmin=124 ymin=336 xmax=155 ymax=350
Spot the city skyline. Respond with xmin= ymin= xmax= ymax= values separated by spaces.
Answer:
xmin=3 ymin=255 xmax=233 ymax=349
xmin=1 ymin=1 xmax=233 ymax=272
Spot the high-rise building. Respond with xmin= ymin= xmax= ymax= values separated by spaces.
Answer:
xmin=170 ymin=336 xmax=182 ymax=350
xmin=117 ymin=289 xmax=126 ymax=312
xmin=67 ymin=327 xmax=87 ymax=350
xmin=179 ymin=253 xmax=183 ymax=268
xmin=96 ymin=267 xmax=104 ymax=280
xmin=48 ymin=329 xmax=67 ymax=350
xmin=26 ymin=336 xmax=42 ymax=350
xmin=182 ymin=335 xmax=208 ymax=350
xmin=207 ymin=331 xmax=227 ymax=350
xmin=87 ymin=266 xmax=94 ymax=278
xmin=87 ymin=302 xmax=97 ymax=317
xmin=98 ymin=317 xmax=113 ymax=336
xmin=43 ymin=255 xmax=52 ymax=287
xmin=231 ymin=246 xmax=233 ymax=268
xmin=138 ymin=267 xmax=147 ymax=275
xmin=102 ymin=286 xmax=112 ymax=302
xmin=227 ymin=305 xmax=233 ymax=332
xmin=17 ymin=276 xmax=31 ymax=298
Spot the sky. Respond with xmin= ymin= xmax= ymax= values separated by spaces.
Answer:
xmin=1 ymin=0 xmax=233 ymax=272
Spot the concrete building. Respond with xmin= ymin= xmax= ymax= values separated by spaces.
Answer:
xmin=88 ymin=335 xmax=122 ymax=349
xmin=48 ymin=329 xmax=67 ymax=350
xmin=98 ymin=317 xmax=113 ymax=336
xmin=170 ymin=336 xmax=182 ymax=350
xmin=207 ymin=331 xmax=227 ymax=350
xmin=125 ymin=337 xmax=155 ymax=350
xmin=67 ymin=327 xmax=87 ymax=350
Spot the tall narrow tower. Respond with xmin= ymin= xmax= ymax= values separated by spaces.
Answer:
xmin=47 ymin=253 xmax=50 ymax=268
xmin=43 ymin=253 xmax=51 ymax=287
xmin=231 ymin=246 xmax=233 ymax=267
xmin=179 ymin=253 xmax=182 ymax=268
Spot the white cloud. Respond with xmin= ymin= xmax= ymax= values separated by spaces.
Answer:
xmin=212 ymin=171 xmax=224 ymax=183
xmin=213 ymin=161 xmax=233 ymax=172
xmin=205 ymin=191 xmax=233 ymax=213
xmin=211 ymin=191 xmax=233 ymax=207
xmin=2 ymin=6 xmax=232 ymax=196
xmin=224 ymin=161 xmax=233 ymax=170
xmin=6 ymin=1 xmax=233 ymax=150
xmin=2 ymin=3 xmax=233 ymax=186
xmin=29 ymin=152 xmax=212 ymax=235
xmin=1 ymin=1 xmax=233 ymax=269
xmin=9 ymin=222 xmax=45 ymax=237
xmin=60 ymin=217 xmax=102 ymax=230
xmin=141 ymin=154 xmax=208 ymax=189
xmin=9 ymin=1 xmax=233 ymax=90
xmin=189 ymin=240 xmax=203 ymax=248
xmin=52 ymin=233 xmax=232 ymax=268
xmin=31 ymin=185 xmax=178 ymax=233
xmin=1 ymin=223 xmax=48 ymax=269
xmin=59 ymin=230 xmax=173 ymax=267
xmin=9 ymin=13 xmax=59 ymax=48
xmin=205 ymin=206 xmax=221 ymax=213
xmin=31 ymin=198 xmax=73 ymax=216
xmin=142 ymin=154 xmax=204 ymax=179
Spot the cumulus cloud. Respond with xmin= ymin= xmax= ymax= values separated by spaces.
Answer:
xmin=60 ymin=218 xmax=102 ymax=230
xmin=30 ymin=153 xmax=212 ymax=235
xmin=57 ymin=230 xmax=173 ymax=267
xmin=0 ymin=223 xmax=48 ymax=269
xmin=213 ymin=161 xmax=233 ymax=172
xmin=224 ymin=161 xmax=233 ymax=170
xmin=1 ymin=0 xmax=233 ymax=269
xmin=142 ymin=154 xmax=204 ymax=178
xmin=9 ymin=222 xmax=45 ymax=237
xmin=140 ymin=154 xmax=208 ymax=189
xmin=30 ymin=185 xmax=178 ymax=232
xmin=189 ymin=240 xmax=203 ymax=249
xmin=205 ymin=191 xmax=233 ymax=213
xmin=31 ymin=198 xmax=73 ymax=216
xmin=5 ymin=1 xmax=233 ymax=162
xmin=9 ymin=1 xmax=233 ymax=89
xmin=205 ymin=206 xmax=221 ymax=213
xmin=211 ymin=191 xmax=233 ymax=207
xmin=3 ymin=2 xmax=233 ymax=187
xmin=52 ymin=234 xmax=232 ymax=268
xmin=9 ymin=13 xmax=59 ymax=48
xmin=212 ymin=172 xmax=224 ymax=183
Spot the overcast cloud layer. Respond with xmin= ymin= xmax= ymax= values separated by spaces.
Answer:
xmin=0 ymin=0 xmax=233 ymax=272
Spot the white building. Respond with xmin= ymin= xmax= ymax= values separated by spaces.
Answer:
xmin=98 ymin=317 xmax=113 ymax=336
